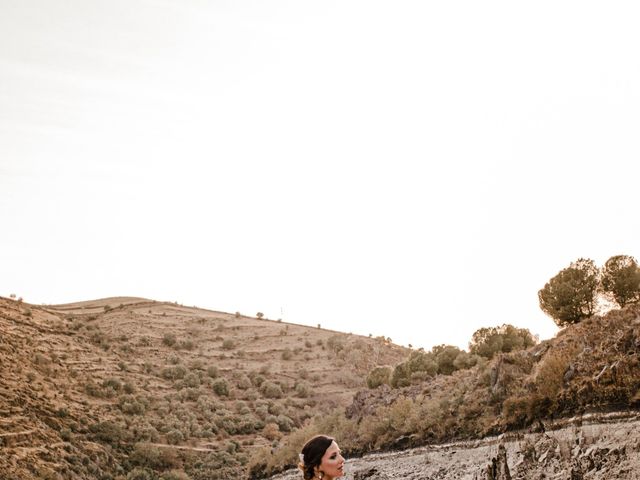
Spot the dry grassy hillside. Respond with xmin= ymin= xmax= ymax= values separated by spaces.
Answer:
xmin=0 ymin=296 xmax=408 ymax=479
xmin=255 ymin=304 xmax=640 ymax=478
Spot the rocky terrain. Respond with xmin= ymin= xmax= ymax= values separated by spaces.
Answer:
xmin=270 ymin=412 xmax=640 ymax=479
xmin=258 ymin=304 xmax=640 ymax=479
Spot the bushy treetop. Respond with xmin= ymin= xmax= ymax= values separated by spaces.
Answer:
xmin=601 ymin=255 xmax=640 ymax=307
xmin=538 ymin=258 xmax=599 ymax=326
xmin=539 ymin=255 xmax=640 ymax=326
xmin=469 ymin=324 xmax=536 ymax=359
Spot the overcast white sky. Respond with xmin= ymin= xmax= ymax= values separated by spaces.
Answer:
xmin=2 ymin=1 xmax=640 ymax=350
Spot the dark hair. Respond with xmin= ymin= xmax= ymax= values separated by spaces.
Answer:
xmin=298 ymin=434 xmax=334 ymax=480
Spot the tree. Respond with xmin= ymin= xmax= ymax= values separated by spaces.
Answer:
xmin=469 ymin=324 xmax=537 ymax=359
xmin=538 ymin=258 xmax=599 ymax=326
xmin=366 ymin=366 xmax=392 ymax=389
xmin=601 ymin=255 xmax=640 ymax=307
xmin=390 ymin=362 xmax=411 ymax=388
xmin=432 ymin=344 xmax=463 ymax=375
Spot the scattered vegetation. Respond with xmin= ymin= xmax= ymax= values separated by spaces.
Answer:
xmin=538 ymin=254 xmax=640 ymax=325
xmin=253 ymin=297 xmax=640 ymax=478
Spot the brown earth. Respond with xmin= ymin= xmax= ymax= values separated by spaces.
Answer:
xmin=0 ymin=296 xmax=408 ymax=479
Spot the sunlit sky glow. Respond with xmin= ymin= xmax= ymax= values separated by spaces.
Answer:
xmin=2 ymin=1 xmax=640 ymax=350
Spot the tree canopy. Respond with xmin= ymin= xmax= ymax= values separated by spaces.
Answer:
xmin=469 ymin=324 xmax=537 ymax=359
xmin=538 ymin=258 xmax=599 ymax=326
xmin=601 ymin=255 xmax=640 ymax=307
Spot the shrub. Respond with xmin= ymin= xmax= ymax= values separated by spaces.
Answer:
xmin=119 ymin=395 xmax=146 ymax=415
xmin=207 ymin=366 xmax=219 ymax=378
xmin=222 ymin=339 xmax=235 ymax=350
xmin=166 ymin=429 xmax=184 ymax=445
xmin=367 ymin=366 xmax=392 ymax=389
xmin=130 ymin=443 xmax=163 ymax=469
xmin=469 ymin=324 xmax=537 ymax=359
xmin=390 ymin=363 xmax=411 ymax=388
xmin=163 ymin=333 xmax=177 ymax=347
xmin=236 ymin=374 xmax=252 ymax=390
xmin=406 ymin=351 xmax=437 ymax=376
xmin=161 ymin=365 xmax=187 ymax=381
xmin=212 ymin=378 xmax=229 ymax=397
xmin=294 ymin=381 xmax=311 ymax=398
xmin=433 ymin=344 xmax=464 ymax=375
xmin=178 ymin=339 xmax=195 ymax=350
xmin=183 ymin=373 xmax=200 ymax=388
xmin=535 ymin=346 xmax=578 ymax=398
xmin=89 ymin=420 xmax=128 ymax=445
xmin=260 ymin=381 xmax=283 ymax=399
xmin=251 ymin=374 xmax=266 ymax=388
xmin=326 ymin=335 xmax=344 ymax=353
xmin=281 ymin=349 xmax=293 ymax=360
xmin=262 ymin=422 xmax=281 ymax=441
xmin=453 ymin=351 xmax=480 ymax=370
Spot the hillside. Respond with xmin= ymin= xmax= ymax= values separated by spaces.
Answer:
xmin=0 ymin=296 xmax=408 ymax=479
xmin=256 ymin=304 xmax=640 ymax=478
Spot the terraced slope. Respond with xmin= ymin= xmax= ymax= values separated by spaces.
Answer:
xmin=0 ymin=297 xmax=408 ymax=479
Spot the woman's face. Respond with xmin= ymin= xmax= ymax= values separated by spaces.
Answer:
xmin=317 ymin=441 xmax=345 ymax=479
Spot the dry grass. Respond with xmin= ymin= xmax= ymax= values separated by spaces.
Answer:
xmin=0 ymin=296 xmax=408 ymax=480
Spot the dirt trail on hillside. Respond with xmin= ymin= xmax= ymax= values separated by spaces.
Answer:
xmin=270 ymin=412 xmax=640 ymax=480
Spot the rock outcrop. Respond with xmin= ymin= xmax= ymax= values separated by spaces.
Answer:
xmin=269 ymin=412 xmax=640 ymax=480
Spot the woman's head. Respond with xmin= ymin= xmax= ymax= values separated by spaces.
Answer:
xmin=298 ymin=435 xmax=345 ymax=480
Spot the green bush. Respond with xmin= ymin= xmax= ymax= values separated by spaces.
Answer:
xmin=469 ymin=324 xmax=536 ymax=359
xmin=163 ymin=333 xmax=177 ymax=347
xmin=390 ymin=363 xmax=411 ymax=388
xmin=166 ymin=429 xmax=184 ymax=445
xmin=161 ymin=365 xmax=187 ymax=381
xmin=212 ymin=378 xmax=230 ymax=397
xmin=366 ymin=366 xmax=392 ymax=389
xmin=260 ymin=381 xmax=283 ymax=399
xmin=294 ymin=381 xmax=311 ymax=397
xmin=89 ymin=420 xmax=129 ymax=445
xmin=236 ymin=374 xmax=252 ymax=390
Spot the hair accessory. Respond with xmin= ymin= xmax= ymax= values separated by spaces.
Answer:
xmin=299 ymin=453 xmax=304 ymax=463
